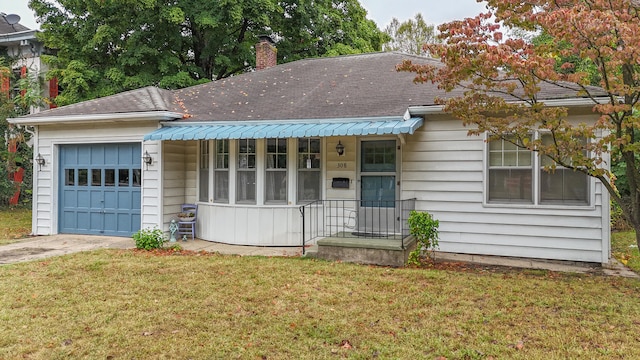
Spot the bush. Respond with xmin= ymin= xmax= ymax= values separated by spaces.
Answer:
xmin=133 ymin=227 xmax=166 ymax=250
xmin=407 ymin=210 xmax=439 ymax=265
xmin=611 ymin=201 xmax=632 ymax=231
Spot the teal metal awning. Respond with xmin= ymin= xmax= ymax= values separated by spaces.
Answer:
xmin=143 ymin=117 xmax=424 ymax=141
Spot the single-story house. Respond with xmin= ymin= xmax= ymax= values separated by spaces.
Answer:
xmin=9 ymin=38 xmax=611 ymax=265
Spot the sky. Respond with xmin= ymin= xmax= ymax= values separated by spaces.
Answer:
xmin=4 ymin=0 xmax=489 ymax=31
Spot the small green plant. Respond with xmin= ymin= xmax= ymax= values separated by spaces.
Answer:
xmin=407 ymin=210 xmax=439 ymax=265
xmin=133 ymin=227 xmax=166 ymax=250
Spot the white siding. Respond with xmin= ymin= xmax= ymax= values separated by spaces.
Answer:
xmin=34 ymin=121 xmax=162 ymax=235
xmin=197 ymin=204 xmax=301 ymax=246
xmin=401 ymin=115 xmax=609 ymax=263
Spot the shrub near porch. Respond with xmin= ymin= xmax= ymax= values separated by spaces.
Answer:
xmin=0 ymin=250 xmax=639 ymax=359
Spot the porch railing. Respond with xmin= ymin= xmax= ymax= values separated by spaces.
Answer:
xmin=299 ymin=198 xmax=417 ymax=254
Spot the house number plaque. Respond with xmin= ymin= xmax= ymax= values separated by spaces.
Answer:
xmin=337 ymin=162 xmax=347 ymax=169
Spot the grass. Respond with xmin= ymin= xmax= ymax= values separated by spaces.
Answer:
xmin=611 ymin=230 xmax=640 ymax=273
xmin=0 ymin=207 xmax=31 ymax=245
xmin=1 ymin=250 xmax=640 ymax=359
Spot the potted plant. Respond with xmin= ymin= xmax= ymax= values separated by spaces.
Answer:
xmin=177 ymin=211 xmax=195 ymax=221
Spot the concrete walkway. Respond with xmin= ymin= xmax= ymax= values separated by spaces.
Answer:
xmin=0 ymin=235 xmax=302 ymax=265
xmin=0 ymin=235 xmax=638 ymax=279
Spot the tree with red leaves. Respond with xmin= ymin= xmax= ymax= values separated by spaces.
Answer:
xmin=400 ymin=0 xmax=640 ymax=247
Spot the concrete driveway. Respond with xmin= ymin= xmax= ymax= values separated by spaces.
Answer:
xmin=0 ymin=234 xmax=134 ymax=265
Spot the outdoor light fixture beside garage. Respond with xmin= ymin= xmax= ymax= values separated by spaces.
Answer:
xmin=35 ymin=153 xmax=45 ymax=170
xmin=142 ymin=151 xmax=153 ymax=168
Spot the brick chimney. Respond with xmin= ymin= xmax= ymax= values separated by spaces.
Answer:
xmin=255 ymin=35 xmax=277 ymax=71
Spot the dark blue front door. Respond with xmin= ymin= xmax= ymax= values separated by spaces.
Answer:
xmin=59 ymin=143 xmax=142 ymax=237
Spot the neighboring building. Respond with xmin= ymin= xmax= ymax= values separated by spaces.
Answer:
xmin=0 ymin=12 xmax=57 ymax=111
xmin=9 ymin=39 xmax=611 ymax=265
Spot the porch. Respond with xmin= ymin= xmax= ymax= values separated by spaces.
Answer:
xmin=300 ymin=199 xmax=417 ymax=266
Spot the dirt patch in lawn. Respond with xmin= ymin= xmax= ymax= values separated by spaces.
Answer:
xmin=0 ymin=247 xmax=53 ymax=263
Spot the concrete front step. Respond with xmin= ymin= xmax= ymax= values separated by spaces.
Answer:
xmin=308 ymin=236 xmax=416 ymax=267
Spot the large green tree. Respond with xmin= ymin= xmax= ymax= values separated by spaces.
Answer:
xmin=382 ymin=13 xmax=439 ymax=56
xmin=29 ymin=0 xmax=385 ymax=106
xmin=399 ymin=0 xmax=640 ymax=246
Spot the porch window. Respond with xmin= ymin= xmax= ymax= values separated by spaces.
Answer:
xmin=214 ymin=139 xmax=229 ymax=203
xmin=266 ymin=138 xmax=287 ymax=203
xmin=297 ymin=138 xmax=321 ymax=203
xmin=488 ymin=136 xmax=533 ymax=203
xmin=237 ymin=139 xmax=256 ymax=203
xmin=199 ymin=140 xmax=209 ymax=202
xmin=539 ymin=134 xmax=589 ymax=205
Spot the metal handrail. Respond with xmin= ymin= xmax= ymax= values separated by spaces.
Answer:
xmin=300 ymin=198 xmax=416 ymax=254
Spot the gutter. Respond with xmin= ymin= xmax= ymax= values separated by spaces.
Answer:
xmin=7 ymin=111 xmax=184 ymax=126
xmin=407 ymin=97 xmax=612 ymax=117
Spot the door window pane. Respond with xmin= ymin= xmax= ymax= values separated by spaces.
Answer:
xmin=361 ymin=176 xmax=396 ymax=208
xmin=132 ymin=169 xmax=142 ymax=187
xmin=91 ymin=169 xmax=101 ymax=186
xmin=361 ymin=140 xmax=396 ymax=172
xmin=78 ymin=169 xmax=88 ymax=186
xmin=105 ymin=169 xmax=115 ymax=186
xmin=65 ymin=169 xmax=75 ymax=186
xmin=119 ymin=169 xmax=129 ymax=186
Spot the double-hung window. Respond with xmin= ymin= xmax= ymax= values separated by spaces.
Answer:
xmin=266 ymin=138 xmax=287 ymax=203
xmin=237 ymin=139 xmax=256 ymax=203
xmin=487 ymin=133 xmax=590 ymax=206
xmin=199 ymin=140 xmax=209 ymax=202
xmin=539 ymin=134 xmax=589 ymax=205
xmin=488 ymin=136 xmax=533 ymax=203
xmin=214 ymin=139 xmax=229 ymax=203
xmin=297 ymin=138 xmax=321 ymax=202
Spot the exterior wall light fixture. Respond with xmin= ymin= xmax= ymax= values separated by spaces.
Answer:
xmin=35 ymin=153 xmax=45 ymax=170
xmin=142 ymin=151 xmax=153 ymax=167
xmin=336 ymin=141 xmax=345 ymax=156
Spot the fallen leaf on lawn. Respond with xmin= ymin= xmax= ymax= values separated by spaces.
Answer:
xmin=62 ymin=339 xmax=72 ymax=346
xmin=340 ymin=340 xmax=353 ymax=349
xmin=516 ymin=341 xmax=524 ymax=350
xmin=435 ymin=356 xmax=447 ymax=360
xmin=142 ymin=331 xmax=153 ymax=336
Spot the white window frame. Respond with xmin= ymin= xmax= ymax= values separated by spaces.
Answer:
xmin=265 ymin=138 xmax=287 ymax=204
xmin=213 ymin=139 xmax=230 ymax=204
xmin=484 ymin=132 xmax=593 ymax=208
xmin=297 ymin=137 xmax=322 ymax=204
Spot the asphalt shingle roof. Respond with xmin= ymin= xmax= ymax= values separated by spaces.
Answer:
xmin=21 ymin=52 xmax=603 ymax=122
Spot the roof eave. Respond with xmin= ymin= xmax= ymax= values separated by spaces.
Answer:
xmin=0 ymin=30 xmax=39 ymax=44
xmin=407 ymin=97 xmax=612 ymax=117
xmin=8 ymin=111 xmax=184 ymax=126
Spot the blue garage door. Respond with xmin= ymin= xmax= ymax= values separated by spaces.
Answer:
xmin=59 ymin=143 xmax=142 ymax=237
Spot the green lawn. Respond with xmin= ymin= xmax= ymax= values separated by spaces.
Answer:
xmin=0 ymin=207 xmax=31 ymax=245
xmin=1 ymin=250 xmax=639 ymax=359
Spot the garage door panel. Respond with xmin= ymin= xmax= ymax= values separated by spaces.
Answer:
xmin=132 ymin=191 xmax=141 ymax=208
xmin=63 ymin=190 xmax=77 ymax=207
xmin=90 ymin=190 xmax=103 ymax=207
xmin=76 ymin=190 xmax=90 ymax=208
xmin=117 ymin=213 xmax=131 ymax=231
xmin=104 ymin=190 xmax=117 ymax=209
xmin=60 ymin=143 xmax=141 ymax=237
